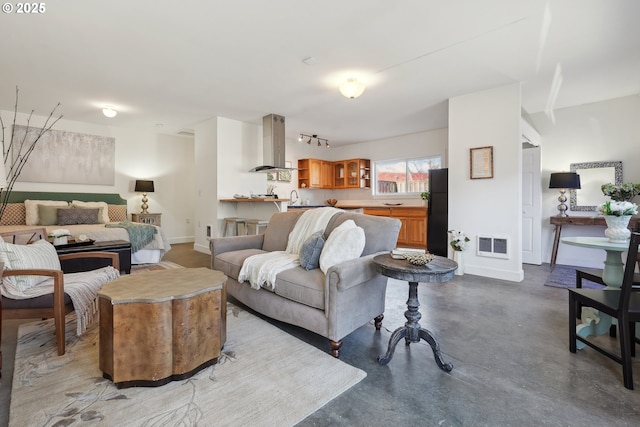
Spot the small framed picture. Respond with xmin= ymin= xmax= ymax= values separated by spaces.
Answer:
xmin=470 ymin=146 xmax=494 ymax=179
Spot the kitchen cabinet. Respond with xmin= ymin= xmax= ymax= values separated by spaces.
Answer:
xmin=299 ymin=158 xmax=369 ymax=189
xmin=298 ymin=158 xmax=331 ymax=189
xmin=363 ymin=206 xmax=427 ymax=249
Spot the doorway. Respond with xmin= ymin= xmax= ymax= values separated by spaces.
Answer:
xmin=522 ymin=146 xmax=542 ymax=264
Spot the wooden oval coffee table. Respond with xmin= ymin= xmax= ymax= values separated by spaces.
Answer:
xmin=98 ymin=268 xmax=227 ymax=388
xmin=373 ymin=253 xmax=457 ymax=372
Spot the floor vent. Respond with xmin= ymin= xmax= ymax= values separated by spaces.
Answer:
xmin=477 ymin=235 xmax=509 ymax=259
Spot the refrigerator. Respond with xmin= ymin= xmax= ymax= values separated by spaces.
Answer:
xmin=427 ymin=168 xmax=448 ymax=256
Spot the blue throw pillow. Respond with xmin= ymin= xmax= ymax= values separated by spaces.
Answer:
xmin=299 ymin=231 xmax=325 ymax=270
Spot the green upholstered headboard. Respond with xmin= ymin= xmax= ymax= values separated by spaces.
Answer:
xmin=5 ymin=191 xmax=127 ymax=205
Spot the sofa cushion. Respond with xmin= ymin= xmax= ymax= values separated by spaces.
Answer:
xmin=214 ymin=248 xmax=266 ymax=281
xmin=320 ymin=220 xmax=365 ymax=274
xmin=262 ymin=211 xmax=303 ymax=252
xmin=299 ymin=231 xmax=324 ymax=270
xmin=274 ymin=266 xmax=326 ymax=310
xmin=326 ymin=212 xmax=401 ymax=256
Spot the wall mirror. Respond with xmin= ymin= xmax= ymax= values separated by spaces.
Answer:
xmin=569 ymin=161 xmax=622 ymax=211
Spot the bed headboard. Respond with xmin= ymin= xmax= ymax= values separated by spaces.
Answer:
xmin=5 ymin=191 xmax=127 ymax=205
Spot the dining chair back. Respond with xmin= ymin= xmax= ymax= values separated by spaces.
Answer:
xmin=569 ymin=231 xmax=640 ymax=389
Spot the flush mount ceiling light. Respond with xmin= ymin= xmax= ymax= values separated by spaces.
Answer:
xmin=339 ymin=78 xmax=366 ymax=99
xmin=299 ymin=133 xmax=330 ymax=148
xmin=102 ymin=106 xmax=117 ymax=118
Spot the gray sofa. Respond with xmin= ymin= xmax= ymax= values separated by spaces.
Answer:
xmin=211 ymin=210 xmax=401 ymax=357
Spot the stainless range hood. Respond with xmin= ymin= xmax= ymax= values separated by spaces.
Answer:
xmin=249 ymin=114 xmax=293 ymax=172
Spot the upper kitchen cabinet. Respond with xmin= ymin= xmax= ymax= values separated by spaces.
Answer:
xmin=298 ymin=158 xmax=332 ymax=189
xmin=299 ymin=158 xmax=370 ymax=189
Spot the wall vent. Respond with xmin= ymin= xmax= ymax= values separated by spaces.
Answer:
xmin=477 ymin=235 xmax=509 ymax=259
xmin=206 ymin=224 xmax=213 ymax=238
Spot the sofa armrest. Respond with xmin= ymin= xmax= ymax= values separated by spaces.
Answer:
xmin=325 ymin=252 xmax=381 ymax=292
xmin=210 ymin=234 xmax=264 ymax=257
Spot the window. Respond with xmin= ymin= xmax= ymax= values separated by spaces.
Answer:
xmin=374 ymin=156 xmax=442 ymax=195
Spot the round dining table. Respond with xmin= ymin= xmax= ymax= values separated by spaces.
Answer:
xmin=561 ymin=236 xmax=633 ymax=348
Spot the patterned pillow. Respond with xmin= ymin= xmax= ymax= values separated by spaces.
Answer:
xmin=108 ymin=204 xmax=127 ymax=222
xmin=71 ymin=200 xmax=110 ymax=223
xmin=0 ymin=239 xmax=61 ymax=291
xmin=24 ymin=200 xmax=68 ymax=225
xmin=0 ymin=203 xmax=26 ymax=225
xmin=57 ymin=208 xmax=101 ymax=225
xmin=299 ymin=231 xmax=325 ymax=270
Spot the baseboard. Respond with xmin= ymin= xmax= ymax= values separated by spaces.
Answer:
xmin=464 ymin=265 xmax=524 ymax=282
xmin=168 ymin=236 xmax=195 ymax=244
xmin=194 ymin=243 xmax=210 ymax=254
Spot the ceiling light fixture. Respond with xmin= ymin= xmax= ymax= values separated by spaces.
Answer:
xmin=102 ymin=106 xmax=117 ymax=118
xmin=299 ymin=133 xmax=330 ymax=148
xmin=339 ymin=77 xmax=366 ymax=99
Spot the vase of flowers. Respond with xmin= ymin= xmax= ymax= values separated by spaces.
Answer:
xmin=597 ymin=200 xmax=637 ymax=242
xmin=448 ymin=230 xmax=470 ymax=275
xmin=601 ymin=182 xmax=640 ymax=202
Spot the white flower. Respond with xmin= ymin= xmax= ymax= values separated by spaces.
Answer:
xmin=597 ymin=201 xmax=638 ymax=216
xmin=48 ymin=228 xmax=71 ymax=238
xmin=448 ymin=229 xmax=470 ymax=251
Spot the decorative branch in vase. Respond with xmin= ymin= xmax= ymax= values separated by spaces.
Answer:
xmin=0 ymin=86 xmax=63 ymax=219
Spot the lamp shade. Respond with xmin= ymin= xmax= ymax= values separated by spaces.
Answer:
xmin=135 ymin=179 xmax=155 ymax=193
xmin=549 ymin=172 xmax=581 ymax=189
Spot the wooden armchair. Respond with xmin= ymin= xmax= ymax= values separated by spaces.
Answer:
xmin=1 ymin=228 xmax=119 ymax=376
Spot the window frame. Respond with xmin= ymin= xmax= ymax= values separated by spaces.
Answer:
xmin=372 ymin=155 xmax=442 ymax=196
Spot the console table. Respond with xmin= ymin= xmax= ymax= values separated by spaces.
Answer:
xmin=549 ymin=215 xmax=640 ymax=267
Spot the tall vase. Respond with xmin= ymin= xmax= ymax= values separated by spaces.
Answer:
xmin=603 ymin=215 xmax=631 ymax=242
xmin=453 ymin=251 xmax=464 ymax=276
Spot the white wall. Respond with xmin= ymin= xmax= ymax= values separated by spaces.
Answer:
xmin=2 ymin=110 xmax=195 ymax=244
xmin=449 ymin=83 xmax=523 ymax=282
xmin=531 ymin=94 xmax=640 ymax=268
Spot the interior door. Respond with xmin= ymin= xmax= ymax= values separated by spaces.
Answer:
xmin=522 ymin=146 xmax=542 ymax=265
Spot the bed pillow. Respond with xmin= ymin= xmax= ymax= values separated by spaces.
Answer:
xmin=319 ymin=220 xmax=366 ymax=274
xmin=38 ymin=205 xmax=74 ymax=226
xmin=71 ymin=200 xmax=109 ymax=223
xmin=0 ymin=203 xmax=26 ymax=225
xmin=108 ymin=204 xmax=127 ymax=222
xmin=299 ymin=231 xmax=325 ymax=270
xmin=0 ymin=239 xmax=61 ymax=292
xmin=58 ymin=207 xmax=101 ymax=225
xmin=24 ymin=200 xmax=68 ymax=226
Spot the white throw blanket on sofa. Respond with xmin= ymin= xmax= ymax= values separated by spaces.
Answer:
xmin=238 ymin=207 xmax=341 ymax=290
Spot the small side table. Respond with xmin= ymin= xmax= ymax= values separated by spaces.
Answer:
xmin=131 ymin=213 xmax=162 ymax=226
xmin=373 ymin=253 xmax=457 ymax=372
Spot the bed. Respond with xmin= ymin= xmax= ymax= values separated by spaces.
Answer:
xmin=0 ymin=191 xmax=171 ymax=264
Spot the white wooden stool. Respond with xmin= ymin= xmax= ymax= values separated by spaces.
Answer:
xmin=245 ymin=219 xmax=269 ymax=235
xmin=224 ymin=217 xmax=246 ymax=236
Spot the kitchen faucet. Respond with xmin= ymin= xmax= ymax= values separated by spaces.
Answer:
xmin=289 ymin=189 xmax=299 ymax=205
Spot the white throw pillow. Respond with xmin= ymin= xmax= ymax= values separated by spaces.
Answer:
xmin=0 ymin=239 xmax=62 ymax=292
xmin=24 ymin=199 xmax=68 ymax=226
xmin=71 ymin=200 xmax=110 ymax=223
xmin=319 ymin=220 xmax=366 ymax=274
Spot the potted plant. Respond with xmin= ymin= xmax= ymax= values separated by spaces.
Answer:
xmin=420 ymin=191 xmax=429 ymax=201
xmin=48 ymin=228 xmax=71 ymax=246
xmin=598 ymin=182 xmax=639 ymax=242
xmin=447 ymin=230 xmax=470 ymax=275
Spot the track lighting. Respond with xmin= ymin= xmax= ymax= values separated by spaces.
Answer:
xmin=299 ymin=133 xmax=330 ymax=148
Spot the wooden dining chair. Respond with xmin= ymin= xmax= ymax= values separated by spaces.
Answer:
xmin=569 ymin=231 xmax=640 ymax=390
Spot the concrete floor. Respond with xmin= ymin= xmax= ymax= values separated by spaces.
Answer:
xmin=2 ymin=247 xmax=639 ymax=426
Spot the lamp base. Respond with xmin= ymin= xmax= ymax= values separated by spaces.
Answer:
xmin=140 ymin=193 xmax=149 ymax=214
xmin=556 ymin=189 xmax=569 ymax=217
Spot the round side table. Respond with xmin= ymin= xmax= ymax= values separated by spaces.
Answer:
xmin=373 ymin=253 xmax=457 ymax=372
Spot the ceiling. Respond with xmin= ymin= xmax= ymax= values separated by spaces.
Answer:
xmin=1 ymin=0 xmax=638 ymax=146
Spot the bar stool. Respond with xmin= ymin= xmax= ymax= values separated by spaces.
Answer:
xmin=223 ymin=217 xmax=246 ymax=236
xmin=245 ymin=219 xmax=269 ymax=235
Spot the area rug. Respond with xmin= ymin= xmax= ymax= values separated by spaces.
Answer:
xmin=544 ymin=265 xmax=605 ymax=289
xmin=130 ymin=260 xmax=183 ymax=272
xmin=9 ymin=306 xmax=366 ymax=426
